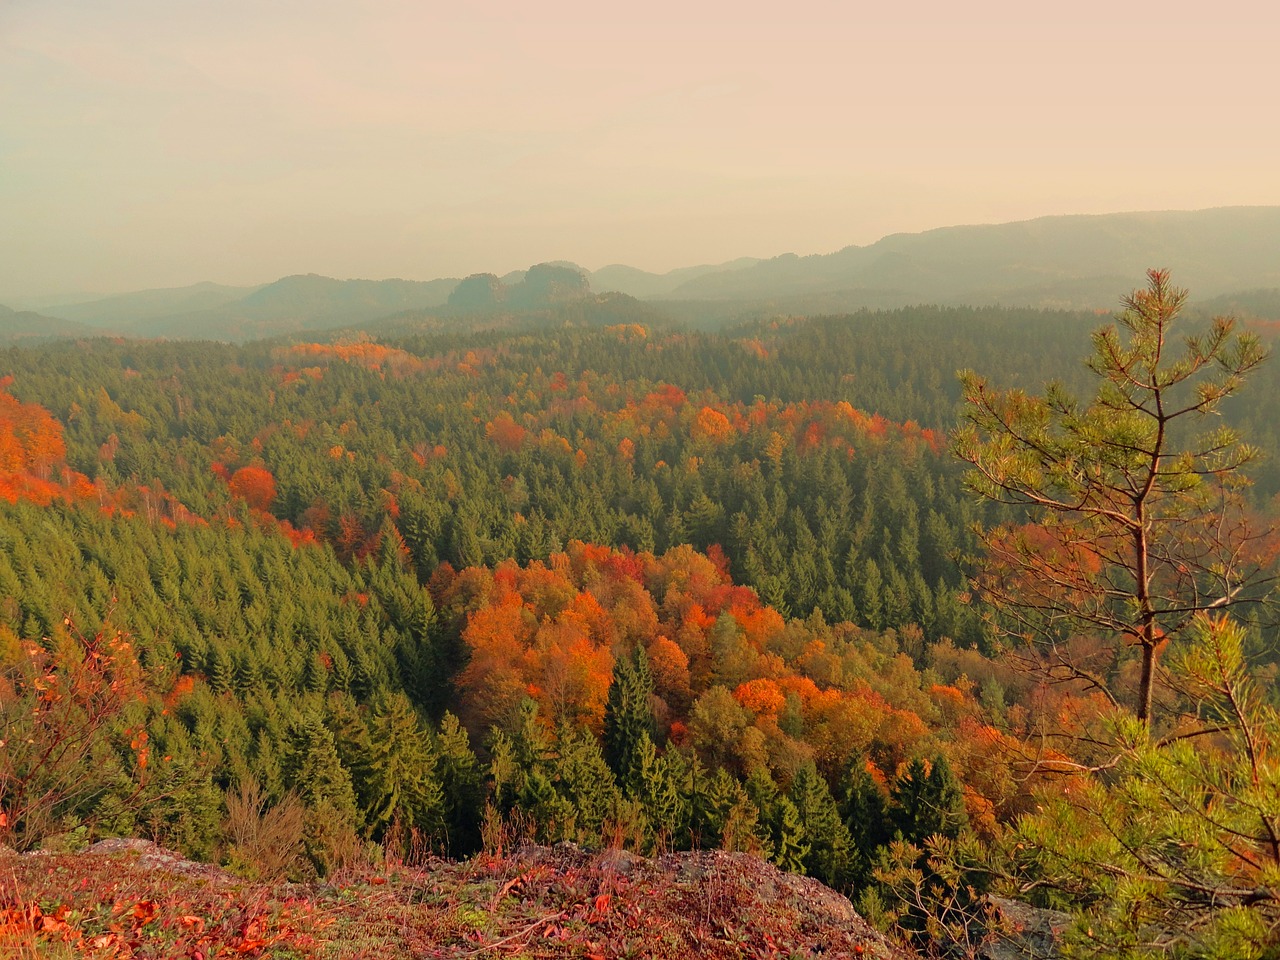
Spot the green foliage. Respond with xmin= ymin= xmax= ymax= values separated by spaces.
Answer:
xmin=872 ymin=834 xmax=994 ymax=957
xmin=1007 ymin=617 xmax=1280 ymax=959
xmin=333 ymin=692 xmax=445 ymax=846
xmin=789 ymin=761 xmax=852 ymax=888
xmin=433 ymin=711 xmax=483 ymax=854
xmin=698 ymin=766 xmax=762 ymax=853
xmin=865 ymin=758 xmax=983 ymax=952
xmin=955 ymin=269 xmax=1271 ymax=725
xmin=890 ymin=756 xmax=967 ymax=848
xmin=548 ymin=722 xmax=620 ymax=844
xmin=603 ymin=647 xmax=655 ymax=794
xmin=746 ymin=767 xmax=809 ymax=873
xmin=285 ymin=713 xmax=362 ymax=872
xmin=841 ymin=757 xmax=893 ymax=888
xmin=3 ymin=284 xmax=1280 ymax=957
xmin=634 ymin=736 xmax=687 ymax=851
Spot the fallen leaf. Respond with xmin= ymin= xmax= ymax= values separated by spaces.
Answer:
xmin=177 ymin=914 xmax=205 ymax=933
xmin=131 ymin=899 xmax=158 ymax=925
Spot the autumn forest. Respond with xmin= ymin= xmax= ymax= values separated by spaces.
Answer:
xmin=5 ymin=281 xmax=1280 ymax=956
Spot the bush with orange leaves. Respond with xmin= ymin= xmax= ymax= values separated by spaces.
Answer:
xmin=0 ymin=620 xmax=149 ymax=851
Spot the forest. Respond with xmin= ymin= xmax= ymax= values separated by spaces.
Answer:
xmin=3 ymin=278 xmax=1280 ymax=957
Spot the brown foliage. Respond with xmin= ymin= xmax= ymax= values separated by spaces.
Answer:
xmin=223 ymin=780 xmax=306 ymax=883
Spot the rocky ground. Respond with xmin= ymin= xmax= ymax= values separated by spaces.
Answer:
xmin=1 ymin=840 xmax=912 ymax=959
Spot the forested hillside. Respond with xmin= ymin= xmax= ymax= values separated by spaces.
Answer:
xmin=3 ymin=294 xmax=1279 ymax=955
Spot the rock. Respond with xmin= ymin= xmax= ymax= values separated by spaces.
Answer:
xmin=595 ymin=847 xmax=639 ymax=877
xmin=85 ymin=837 xmax=232 ymax=882
xmin=88 ymin=837 xmax=159 ymax=854
xmin=982 ymin=896 xmax=1071 ymax=960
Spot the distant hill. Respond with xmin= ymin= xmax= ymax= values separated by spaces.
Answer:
xmin=0 ymin=304 xmax=98 ymax=343
xmin=660 ymin=207 xmax=1280 ymax=309
xmin=447 ymin=262 xmax=592 ymax=312
xmin=181 ymin=274 xmax=459 ymax=337
xmin=589 ymin=257 xmax=762 ymax=297
xmin=44 ymin=281 xmax=261 ymax=327
xmin=1194 ymin=288 xmax=1280 ymax=321
xmin=40 ymin=276 xmax=460 ymax=342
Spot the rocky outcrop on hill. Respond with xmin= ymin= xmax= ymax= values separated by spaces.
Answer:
xmin=4 ymin=840 xmax=910 ymax=958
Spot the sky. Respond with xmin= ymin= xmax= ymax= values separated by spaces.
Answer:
xmin=3 ymin=0 xmax=1279 ymax=304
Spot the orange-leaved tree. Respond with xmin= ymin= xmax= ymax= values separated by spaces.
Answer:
xmin=227 ymin=466 xmax=277 ymax=512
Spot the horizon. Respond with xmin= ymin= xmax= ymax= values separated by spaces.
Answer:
xmin=4 ymin=1 xmax=1280 ymax=303
xmin=8 ymin=202 xmax=1277 ymax=310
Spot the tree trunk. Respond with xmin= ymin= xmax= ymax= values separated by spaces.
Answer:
xmin=1137 ymin=639 xmax=1156 ymax=727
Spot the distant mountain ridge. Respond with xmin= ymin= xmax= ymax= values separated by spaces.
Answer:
xmin=39 ymin=275 xmax=460 ymax=342
xmin=657 ymin=207 xmax=1280 ymax=308
xmin=45 ymin=281 xmax=259 ymax=327
xmin=20 ymin=206 xmax=1280 ymax=341
xmin=448 ymin=262 xmax=592 ymax=312
xmin=0 ymin=303 xmax=98 ymax=343
xmin=589 ymin=256 xmax=762 ymax=297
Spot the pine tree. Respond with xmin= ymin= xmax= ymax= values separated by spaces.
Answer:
xmin=636 ymin=737 xmax=687 ymax=851
xmin=550 ymin=722 xmax=619 ymax=844
xmin=789 ymin=762 xmax=852 ymax=887
xmin=772 ymin=796 xmax=809 ymax=875
xmin=1007 ymin=617 xmax=1280 ymax=956
xmin=208 ymin=646 xmax=235 ymax=695
xmin=433 ymin=711 xmax=483 ymax=855
xmin=955 ymin=270 xmax=1269 ymax=726
xmin=286 ymin=715 xmax=359 ymax=821
xmin=745 ymin=766 xmax=810 ymax=872
xmin=497 ymin=698 xmax=565 ymax=839
xmin=285 ymin=714 xmax=361 ymax=874
xmin=602 ymin=647 xmax=655 ymax=794
xmin=890 ymin=756 xmax=967 ymax=848
xmin=701 ymin=767 xmax=761 ymax=853
xmin=363 ymin=693 xmax=445 ymax=843
xmin=841 ymin=757 xmax=893 ymax=888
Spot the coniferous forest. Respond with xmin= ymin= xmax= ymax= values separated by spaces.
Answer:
xmin=4 ymin=282 xmax=1280 ymax=956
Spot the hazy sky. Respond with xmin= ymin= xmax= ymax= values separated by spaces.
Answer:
xmin=3 ymin=0 xmax=1279 ymax=303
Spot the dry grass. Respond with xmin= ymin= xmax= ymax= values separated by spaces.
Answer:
xmin=223 ymin=780 xmax=306 ymax=882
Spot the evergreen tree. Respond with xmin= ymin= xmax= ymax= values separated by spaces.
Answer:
xmin=550 ymin=722 xmax=619 ymax=844
xmin=434 ymin=711 xmax=483 ymax=854
xmin=284 ymin=714 xmax=362 ymax=873
xmin=955 ymin=270 xmax=1269 ymax=726
xmin=789 ymin=762 xmax=852 ymax=887
xmin=495 ymin=698 xmax=571 ymax=839
xmin=602 ymin=647 xmax=655 ymax=794
xmin=890 ymin=756 xmax=967 ymax=847
xmin=841 ymin=757 xmax=893 ymax=888
xmin=700 ymin=766 xmax=761 ymax=853
xmin=286 ymin=714 xmax=360 ymax=824
xmin=745 ymin=766 xmax=809 ymax=873
xmin=363 ymin=693 xmax=445 ymax=843
xmin=636 ymin=737 xmax=688 ymax=851
xmin=772 ymin=796 xmax=808 ymax=875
